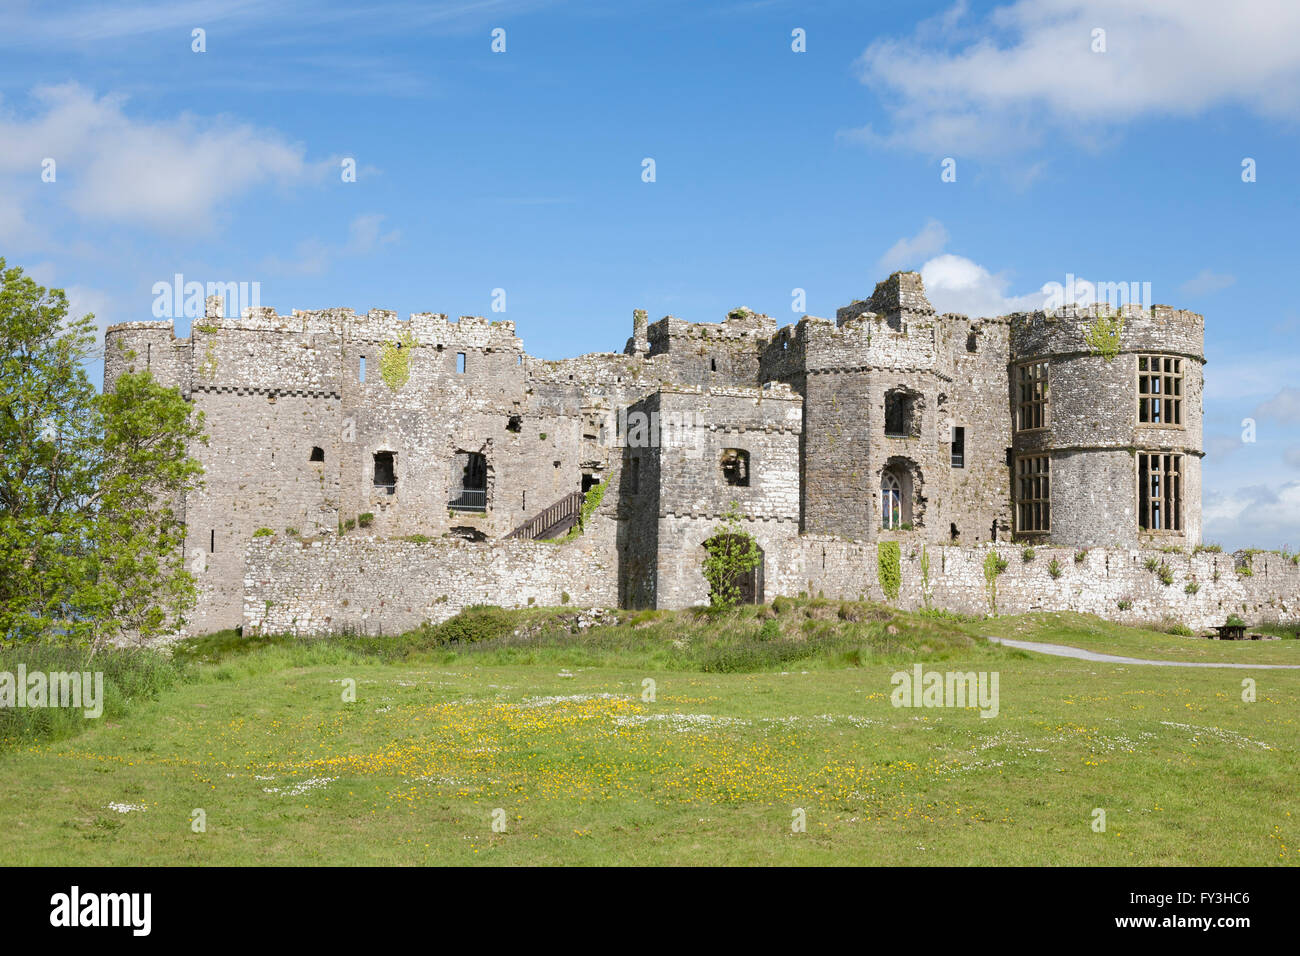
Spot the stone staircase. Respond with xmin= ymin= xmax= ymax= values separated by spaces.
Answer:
xmin=505 ymin=490 xmax=586 ymax=541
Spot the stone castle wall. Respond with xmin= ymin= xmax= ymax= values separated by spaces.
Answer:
xmin=243 ymin=531 xmax=1299 ymax=635
xmin=244 ymin=517 xmax=618 ymax=635
xmin=800 ymin=541 xmax=1298 ymax=630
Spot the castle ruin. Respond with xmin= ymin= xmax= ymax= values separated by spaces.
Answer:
xmin=103 ymin=272 xmax=1299 ymax=636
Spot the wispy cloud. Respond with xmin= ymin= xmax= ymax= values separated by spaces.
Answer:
xmin=0 ymin=84 xmax=315 ymax=234
xmin=877 ymin=219 xmax=948 ymax=272
xmin=1179 ymin=269 xmax=1236 ymax=297
xmin=845 ymin=0 xmax=1300 ymax=157
xmin=262 ymin=213 xmax=400 ymax=277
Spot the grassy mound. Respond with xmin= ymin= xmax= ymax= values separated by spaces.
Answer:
xmin=172 ymin=598 xmax=995 ymax=673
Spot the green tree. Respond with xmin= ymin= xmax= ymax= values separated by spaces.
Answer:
xmin=0 ymin=259 xmax=206 ymax=650
xmin=702 ymin=502 xmax=761 ymax=609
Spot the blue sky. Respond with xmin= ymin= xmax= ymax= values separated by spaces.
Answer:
xmin=1 ymin=0 xmax=1297 ymax=549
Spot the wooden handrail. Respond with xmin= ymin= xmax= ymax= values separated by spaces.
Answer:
xmin=506 ymin=490 xmax=586 ymax=540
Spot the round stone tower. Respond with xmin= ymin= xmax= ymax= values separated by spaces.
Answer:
xmin=1008 ymin=304 xmax=1204 ymax=548
xmin=104 ymin=321 xmax=185 ymax=393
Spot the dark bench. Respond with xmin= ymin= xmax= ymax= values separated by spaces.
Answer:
xmin=1212 ymin=624 xmax=1247 ymax=640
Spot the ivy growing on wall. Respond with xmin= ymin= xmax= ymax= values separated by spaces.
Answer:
xmin=379 ymin=329 xmax=416 ymax=390
xmin=919 ymin=545 xmax=932 ymax=609
xmin=983 ymin=551 xmax=1008 ymax=614
xmin=877 ymin=541 xmax=901 ymax=602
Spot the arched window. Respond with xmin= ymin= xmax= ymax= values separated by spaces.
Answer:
xmin=882 ymin=471 xmax=903 ymax=529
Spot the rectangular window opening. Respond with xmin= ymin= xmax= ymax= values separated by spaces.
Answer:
xmin=1015 ymin=454 xmax=1050 ymax=533
xmin=456 ymin=352 xmax=466 ymax=373
xmin=359 ymin=355 xmax=366 ymax=382
xmin=1138 ymin=452 xmax=1182 ymax=532
xmin=951 ymin=426 xmax=965 ymax=468
xmin=1016 ymin=361 xmax=1049 ymax=432
xmin=450 ymin=451 xmax=487 ymax=511
xmin=1138 ymin=355 xmax=1183 ymax=426
xmin=373 ymin=450 xmax=396 ymax=494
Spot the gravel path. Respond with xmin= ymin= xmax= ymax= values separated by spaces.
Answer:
xmin=986 ymin=636 xmax=1300 ymax=670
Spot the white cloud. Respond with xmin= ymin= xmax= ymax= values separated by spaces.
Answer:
xmin=0 ymin=84 xmax=312 ymax=233
xmin=1179 ymin=269 xmax=1236 ymax=297
xmin=847 ymin=0 xmax=1300 ymax=155
xmin=262 ymin=213 xmax=400 ymax=277
xmin=1255 ymin=387 xmax=1300 ymax=425
xmin=1204 ymin=358 xmax=1297 ymax=402
xmin=1285 ymin=447 xmax=1300 ymax=471
xmin=1203 ymin=480 xmax=1300 ymax=551
xmin=1204 ymin=433 xmax=1245 ymax=461
xmin=920 ymin=253 xmax=1050 ymax=317
xmin=878 ymin=219 xmax=948 ymax=272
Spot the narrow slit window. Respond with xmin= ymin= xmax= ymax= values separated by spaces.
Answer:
xmin=210 ymin=529 xmax=215 ymax=553
xmin=951 ymin=427 xmax=965 ymax=468
xmin=456 ymin=352 xmax=466 ymax=373
xmin=359 ymin=355 xmax=366 ymax=382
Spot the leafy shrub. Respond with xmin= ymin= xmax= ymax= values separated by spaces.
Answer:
xmin=1074 ymin=550 xmax=1087 ymax=564
xmin=358 ymin=512 xmax=375 ymax=528
xmin=1048 ymin=558 xmax=1062 ymax=579
xmin=1184 ymin=582 xmax=1200 ymax=594
xmin=426 ymin=605 xmax=519 ymax=646
xmin=703 ymin=503 xmax=762 ymax=609
xmin=1117 ymin=599 xmax=1133 ymax=611
xmin=1021 ymin=546 xmax=1036 ymax=563
xmin=253 ymin=527 xmax=274 ymax=537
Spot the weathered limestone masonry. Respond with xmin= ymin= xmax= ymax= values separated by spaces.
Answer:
xmin=101 ymin=272 xmax=1299 ymax=637
xmin=800 ymin=541 xmax=1300 ymax=631
xmin=245 ymin=518 xmax=617 ymax=634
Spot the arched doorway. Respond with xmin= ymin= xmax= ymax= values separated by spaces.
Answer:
xmin=702 ymin=535 xmax=765 ymax=605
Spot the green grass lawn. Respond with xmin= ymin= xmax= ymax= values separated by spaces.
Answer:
xmin=1 ymin=602 xmax=1296 ymax=865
